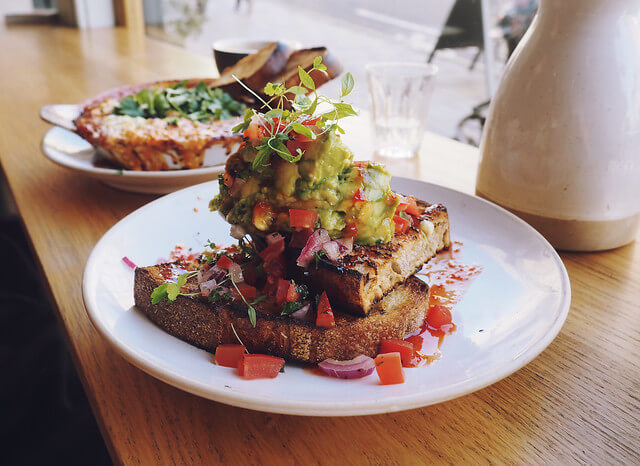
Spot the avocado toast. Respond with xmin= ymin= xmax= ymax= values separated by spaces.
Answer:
xmin=133 ymin=59 xmax=450 ymax=368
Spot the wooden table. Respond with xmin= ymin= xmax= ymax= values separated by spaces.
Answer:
xmin=1 ymin=23 xmax=638 ymax=465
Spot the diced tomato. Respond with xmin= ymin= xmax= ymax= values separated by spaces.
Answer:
xmin=397 ymin=195 xmax=422 ymax=216
xmin=215 ymin=344 xmax=246 ymax=368
xmin=289 ymin=228 xmax=314 ymax=248
xmin=242 ymin=262 xmax=258 ymax=286
xmin=374 ymin=352 xmax=405 ymax=385
xmin=222 ymin=171 xmax=233 ymax=188
xmin=353 ymin=189 xmax=366 ymax=202
xmin=302 ymin=116 xmax=321 ymax=126
xmin=276 ymin=279 xmax=290 ymax=306
xmin=379 ymin=339 xmax=414 ymax=366
xmin=404 ymin=335 xmax=423 ymax=352
xmin=286 ymin=282 xmax=301 ymax=303
xmin=258 ymin=235 xmax=285 ymax=263
xmin=263 ymin=253 xmax=286 ymax=278
xmin=263 ymin=275 xmax=278 ymax=296
xmin=316 ymin=291 xmax=335 ymax=327
xmin=427 ymin=304 xmax=452 ymax=330
xmin=393 ymin=215 xmax=411 ymax=235
xmin=233 ymin=282 xmax=257 ymax=300
xmin=288 ymin=209 xmax=318 ymax=229
xmin=244 ymin=121 xmax=267 ymax=142
xmin=286 ymin=138 xmax=308 ymax=155
xmin=253 ymin=201 xmax=275 ymax=231
xmin=216 ymin=255 xmax=234 ymax=270
xmin=343 ymin=222 xmax=358 ymax=239
xmin=237 ymin=354 xmax=285 ymax=379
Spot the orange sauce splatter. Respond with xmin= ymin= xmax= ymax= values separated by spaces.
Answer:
xmin=405 ymin=241 xmax=481 ymax=367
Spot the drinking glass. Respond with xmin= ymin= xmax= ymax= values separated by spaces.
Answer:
xmin=366 ymin=63 xmax=438 ymax=159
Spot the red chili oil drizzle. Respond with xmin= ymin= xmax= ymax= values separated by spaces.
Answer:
xmin=405 ymin=241 xmax=482 ymax=367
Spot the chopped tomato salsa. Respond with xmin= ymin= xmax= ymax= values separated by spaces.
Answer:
xmin=238 ymin=354 xmax=285 ymax=379
xmin=316 ymin=291 xmax=335 ymax=327
xmin=215 ymin=344 xmax=246 ymax=368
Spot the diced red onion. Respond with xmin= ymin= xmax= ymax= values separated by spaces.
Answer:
xmin=199 ymin=278 xmax=217 ymax=297
xmin=122 ymin=256 xmax=136 ymax=270
xmin=297 ymin=229 xmax=331 ymax=267
xmin=266 ymin=232 xmax=284 ymax=245
xmin=228 ymin=262 xmax=243 ymax=282
xmin=322 ymin=241 xmax=341 ymax=261
xmin=318 ymin=355 xmax=375 ymax=379
xmin=230 ymin=224 xmax=247 ymax=240
xmin=290 ymin=303 xmax=312 ymax=320
xmin=197 ymin=267 xmax=217 ymax=284
xmin=335 ymin=236 xmax=353 ymax=255
xmin=209 ymin=265 xmax=227 ymax=282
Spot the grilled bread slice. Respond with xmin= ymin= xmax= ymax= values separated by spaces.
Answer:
xmin=134 ymin=266 xmax=429 ymax=364
xmin=296 ymin=201 xmax=450 ymax=316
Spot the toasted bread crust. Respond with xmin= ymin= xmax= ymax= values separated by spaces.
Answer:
xmin=134 ymin=266 xmax=430 ymax=363
xmin=299 ymin=201 xmax=450 ymax=316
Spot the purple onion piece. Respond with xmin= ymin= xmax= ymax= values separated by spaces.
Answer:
xmin=290 ymin=303 xmax=312 ymax=320
xmin=318 ymin=355 xmax=375 ymax=379
xmin=199 ymin=278 xmax=217 ymax=297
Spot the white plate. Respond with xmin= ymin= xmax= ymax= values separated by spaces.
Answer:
xmin=41 ymin=126 xmax=228 ymax=194
xmin=82 ymin=178 xmax=570 ymax=416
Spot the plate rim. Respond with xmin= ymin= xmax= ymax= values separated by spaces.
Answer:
xmin=41 ymin=126 xmax=226 ymax=179
xmin=82 ymin=177 xmax=571 ymax=416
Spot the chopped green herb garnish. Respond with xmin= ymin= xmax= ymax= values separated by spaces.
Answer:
xmin=114 ymin=81 xmax=246 ymax=122
xmin=230 ymin=58 xmax=357 ymax=172
xmin=281 ymin=301 xmax=304 ymax=316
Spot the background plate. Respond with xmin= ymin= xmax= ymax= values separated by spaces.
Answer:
xmin=41 ymin=127 xmax=225 ymax=194
xmin=82 ymin=178 xmax=570 ymax=416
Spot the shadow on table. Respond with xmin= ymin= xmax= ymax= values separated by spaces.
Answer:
xmin=0 ymin=217 xmax=111 ymax=466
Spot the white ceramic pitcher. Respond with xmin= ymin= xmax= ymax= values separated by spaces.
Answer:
xmin=476 ymin=0 xmax=640 ymax=251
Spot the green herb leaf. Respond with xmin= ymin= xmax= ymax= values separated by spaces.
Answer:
xmin=291 ymin=122 xmax=316 ymax=140
xmin=281 ymin=301 xmax=304 ymax=316
xmin=176 ymin=272 xmax=189 ymax=287
xmin=287 ymin=85 xmax=308 ymax=95
xmin=115 ymin=96 xmax=144 ymax=117
xmin=341 ymin=72 xmax=355 ymax=97
xmin=328 ymin=102 xmax=358 ymax=120
xmin=298 ymin=66 xmax=315 ymax=90
xmin=166 ymin=282 xmax=180 ymax=301
xmin=151 ymin=283 xmax=168 ymax=304
xmin=252 ymin=145 xmax=272 ymax=170
xmin=267 ymin=138 xmax=301 ymax=163
xmin=248 ymin=305 xmax=257 ymax=327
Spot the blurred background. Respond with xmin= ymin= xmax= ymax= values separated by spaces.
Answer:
xmin=1 ymin=0 xmax=535 ymax=464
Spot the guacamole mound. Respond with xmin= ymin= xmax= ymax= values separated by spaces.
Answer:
xmin=211 ymin=130 xmax=399 ymax=245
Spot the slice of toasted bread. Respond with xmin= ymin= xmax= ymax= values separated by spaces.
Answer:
xmin=273 ymin=47 xmax=343 ymax=96
xmin=218 ymin=42 xmax=293 ymax=104
xmin=134 ymin=266 xmax=429 ymax=363
xmin=295 ymin=201 xmax=450 ymax=316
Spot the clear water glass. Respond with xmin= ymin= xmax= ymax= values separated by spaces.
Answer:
xmin=366 ymin=63 xmax=438 ymax=159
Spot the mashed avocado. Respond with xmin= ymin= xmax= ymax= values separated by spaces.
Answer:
xmin=212 ymin=130 xmax=399 ymax=245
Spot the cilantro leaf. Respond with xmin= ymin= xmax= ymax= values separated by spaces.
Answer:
xmin=281 ymin=301 xmax=304 ymax=316
xmin=298 ymin=66 xmax=315 ymax=90
xmin=115 ymin=96 xmax=144 ymax=117
xmin=291 ymin=123 xmax=316 ymax=140
xmin=166 ymin=282 xmax=180 ymax=301
xmin=151 ymin=283 xmax=168 ymax=304
xmin=341 ymin=72 xmax=355 ymax=97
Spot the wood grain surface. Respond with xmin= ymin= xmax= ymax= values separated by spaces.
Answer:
xmin=0 ymin=24 xmax=638 ymax=465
